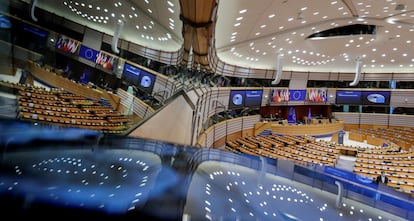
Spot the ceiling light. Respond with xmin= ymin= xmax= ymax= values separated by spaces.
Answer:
xmin=395 ymin=4 xmax=406 ymax=11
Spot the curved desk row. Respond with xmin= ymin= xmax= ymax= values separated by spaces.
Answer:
xmin=267 ymin=120 xmax=344 ymax=137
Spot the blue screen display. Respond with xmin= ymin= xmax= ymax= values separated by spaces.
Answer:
xmin=229 ymin=90 xmax=246 ymax=109
xmin=78 ymin=45 xmax=99 ymax=63
xmin=0 ymin=15 xmax=11 ymax=29
xmin=245 ymin=90 xmax=263 ymax=107
xmin=21 ymin=23 xmax=48 ymax=38
xmin=289 ymin=90 xmax=306 ymax=101
xmin=138 ymin=71 xmax=156 ymax=93
xmin=124 ymin=63 xmax=141 ymax=76
xmin=336 ymin=90 xmax=362 ymax=105
xmin=122 ymin=63 xmax=141 ymax=84
xmin=361 ymin=91 xmax=390 ymax=105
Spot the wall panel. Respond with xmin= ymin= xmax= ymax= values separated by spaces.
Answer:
xmin=333 ymin=112 xmax=360 ymax=124
xmin=360 ymin=113 xmax=388 ymax=126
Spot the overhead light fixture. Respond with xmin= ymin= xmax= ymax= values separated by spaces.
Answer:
xmin=395 ymin=4 xmax=406 ymax=11
xmin=297 ymin=11 xmax=304 ymax=20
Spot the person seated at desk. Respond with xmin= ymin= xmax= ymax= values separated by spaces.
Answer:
xmin=376 ymin=171 xmax=388 ymax=184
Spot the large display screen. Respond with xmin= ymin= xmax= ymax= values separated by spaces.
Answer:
xmin=138 ymin=71 xmax=156 ymax=93
xmin=79 ymin=45 xmax=99 ymax=63
xmin=269 ymin=88 xmax=289 ymax=103
xmin=306 ymin=88 xmax=328 ymax=102
xmin=245 ymin=90 xmax=263 ymax=107
xmin=228 ymin=90 xmax=246 ymax=109
xmin=0 ymin=15 xmax=11 ymax=29
xmin=55 ymin=35 xmax=80 ymax=54
xmin=21 ymin=23 xmax=48 ymax=38
xmin=95 ymin=51 xmax=117 ymax=71
xmin=228 ymin=90 xmax=263 ymax=109
xmin=289 ymin=90 xmax=306 ymax=101
xmin=336 ymin=90 xmax=362 ymax=105
xmin=122 ymin=63 xmax=141 ymax=84
xmin=361 ymin=91 xmax=391 ymax=105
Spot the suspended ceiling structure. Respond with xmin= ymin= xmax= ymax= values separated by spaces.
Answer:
xmin=25 ymin=0 xmax=414 ymax=74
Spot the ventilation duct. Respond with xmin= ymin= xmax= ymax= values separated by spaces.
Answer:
xmin=112 ymin=20 xmax=124 ymax=54
xmin=349 ymin=57 xmax=362 ymax=86
xmin=271 ymin=53 xmax=283 ymax=85
xmin=31 ymin=0 xmax=38 ymax=22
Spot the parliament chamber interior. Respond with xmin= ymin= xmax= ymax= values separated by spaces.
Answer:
xmin=1 ymin=0 xmax=414 ymax=220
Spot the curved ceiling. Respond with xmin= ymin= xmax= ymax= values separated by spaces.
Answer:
xmin=33 ymin=0 xmax=414 ymax=74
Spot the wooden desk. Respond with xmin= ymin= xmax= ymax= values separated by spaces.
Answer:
xmin=269 ymin=120 xmax=344 ymax=136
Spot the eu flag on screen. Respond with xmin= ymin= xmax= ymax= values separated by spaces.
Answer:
xmin=289 ymin=90 xmax=306 ymax=101
xmin=79 ymin=45 xmax=99 ymax=63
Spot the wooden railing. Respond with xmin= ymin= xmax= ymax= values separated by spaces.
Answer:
xmin=268 ymin=120 xmax=344 ymax=136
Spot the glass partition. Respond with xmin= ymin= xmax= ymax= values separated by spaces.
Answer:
xmin=0 ymin=118 xmax=413 ymax=220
